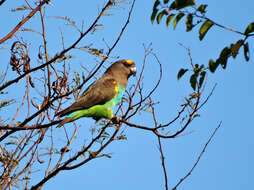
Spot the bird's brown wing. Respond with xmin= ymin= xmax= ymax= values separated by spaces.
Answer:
xmin=56 ymin=77 xmax=117 ymax=117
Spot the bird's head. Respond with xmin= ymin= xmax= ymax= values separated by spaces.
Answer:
xmin=121 ymin=59 xmax=137 ymax=77
xmin=106 ymin=59 xmax=137 ymax=79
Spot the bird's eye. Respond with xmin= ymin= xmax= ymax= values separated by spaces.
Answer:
xmin=124 ymin=60 xmax=134 ymax=67
xmin=123 ymin=62 xmax=130 ymax=67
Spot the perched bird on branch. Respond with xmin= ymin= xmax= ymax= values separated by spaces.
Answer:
xmin=56 ymin=59 xmax=136 ymax=127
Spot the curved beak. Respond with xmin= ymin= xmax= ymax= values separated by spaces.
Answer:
xmin=130 ymin=65 xmax=137 ymax=76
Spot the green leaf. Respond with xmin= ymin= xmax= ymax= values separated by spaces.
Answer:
xmin=217 ymin=47 xmax=231 ymax=69
xmin=190 ymin=74 xmax=197 ymax=90
xmin=153 ymin=0 xmax=160 ymax=10
xmin=199 ymin=64 xmax=204 ymax=70
xmin=230 ymin=40 xmax=243 ymax=58
xmin=199 ymin=71 xmax=206 ymax=87
xmin=197 ymin=4 xmax=207 ymax=14
xmin=157 ymin=10 xmax=166 ymax=24
xmin=151 ymin=0 xmax=160 ymax=24
xmin=170 ymin=0 xmax=195 ymax=10
xmin=177 ymin=68 xmax=188 ymax=80
xmin=243 ymin=42 xmax=250 ymax=61
xmin=186 ymin=14 xmax=193 ymax=32
xmin=208 ymin=59 xmax=219 ymax=73
xmin=151 ymin=8 xmax=158 ymax=24
xmin=193 ymin=64 xmax=200 ymax=73
xmin=166 ymin=14 xmax=175 ymax=27
xmin=244 ymin=22 xmax=254 ymax=35
xmin=173 ymin=13 xmax=185 ymax=29
xmin=199 ymin=20 xmax=214 ymax=40
xmin=164 ymin=0 xmax=170 ymax=4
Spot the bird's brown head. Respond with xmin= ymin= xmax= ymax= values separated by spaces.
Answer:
xmin=106 ymin=59 xmax=136 ymax=77
xmin=104 ymin=59 xmax=136 ymax=87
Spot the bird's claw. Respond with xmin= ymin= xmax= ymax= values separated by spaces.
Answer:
xmin=111 ymin=115 xmax=121 ymax=124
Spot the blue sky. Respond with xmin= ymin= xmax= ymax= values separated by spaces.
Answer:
xmin=0 ymin=0 xmax=254 ymax=189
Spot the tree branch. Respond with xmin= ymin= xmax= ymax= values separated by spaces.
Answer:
xmin=0 ymin=0 xmax=50 ymax=44
xmin=0 ymin=0 xmax=7 ymax=6
xmin=172 ymin=121 xmax=222 ymax=190
xmin=0 ymin=0 xmax=113 ymax=92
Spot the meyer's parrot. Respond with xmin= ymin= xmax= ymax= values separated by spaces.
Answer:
xmin=56 ymin=59 xmax=136 ymax=127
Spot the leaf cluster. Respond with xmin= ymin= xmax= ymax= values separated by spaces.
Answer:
xmin=177 ymin=64 xmax=206 ymax=91
xmin=151 ymin=0 xmax=254 ymax=74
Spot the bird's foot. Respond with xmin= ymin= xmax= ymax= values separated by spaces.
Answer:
xmin=111 ymin=115 xmax=121 ymax=124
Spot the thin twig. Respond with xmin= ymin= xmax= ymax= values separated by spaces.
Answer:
xmin=0 ymin=0 xmax=50 ymax=44
xmin=193 ymin=13 xmax=245 ymax=36
xmin=0 ymin=0 xmax=112 ymax=92
xmin=30 ymin=123 xmax=109 ymax=189
xmin=158 ymin=136 xmax=168 ymax=190
xmin=0 ymin=0 xmax=7 ymax=6
xmin=172 ymin=121 xmax=222 ymax=190
xmin=149 ymin=97 xmax=168 ymax=190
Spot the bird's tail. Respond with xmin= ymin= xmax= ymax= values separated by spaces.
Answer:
xmin=56 ymin=110 xmax=85 ymax=128
xmin=57 ymin=117 xmax=75 ymax=128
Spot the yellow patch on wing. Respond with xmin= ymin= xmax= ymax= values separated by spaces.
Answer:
xmin=125 ymin=59 xmax=134 ymax=65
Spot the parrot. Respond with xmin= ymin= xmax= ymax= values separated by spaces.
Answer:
xmin=56 ymin=59 xmax=136 ymax=127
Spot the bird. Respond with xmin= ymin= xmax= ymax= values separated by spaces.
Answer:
xmin=56 ymin=59 xmax=136 ymax=127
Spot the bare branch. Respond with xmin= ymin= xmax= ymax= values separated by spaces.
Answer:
xmin=0 ymin=0 xmax=113 ymax=92
xmin=0 ymin=0 xmax=50 ymax=44
xmin=172 ymin=122 xmax=222 ymax=190
xmin=158 ymin=136 xmax=168 ymax=190
xmin=0 ymin=0 xmax=7 ymax=6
